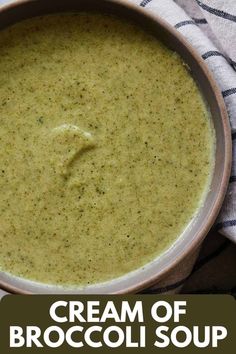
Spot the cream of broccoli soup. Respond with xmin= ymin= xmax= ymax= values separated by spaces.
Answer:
xmin=0 ymin=14 xmax=214 ymax=286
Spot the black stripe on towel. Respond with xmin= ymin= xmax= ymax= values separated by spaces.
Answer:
xmin=202 ymin=50 xmax=225 ymax=60
xmin=222 ymin=88 xmax=236 ymax=98
xmin=140 ymin=0 xmax=153 ymax=7
xmin=216 ymin=219 xmax=236 ymax=230
xmin=230 ymin=176 xmax=236 ymax=183
xmin=175 ymin=18 xmax=208 ymax=29
xmin=202 ymin=51 xmax=236 ymax=72
xmin=232 ymin=132 xmax=236 ymax=140
xmin=192 ymin=18 xmax=208 ymax=24
xmin=228 ymin=59 xmax=236 ymax=72
xmin=196 ymin=0 xmax=236 ymax=23
xmin=175 ymin=20 xmax=196 ymax=29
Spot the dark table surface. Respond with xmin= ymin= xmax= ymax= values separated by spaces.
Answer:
xmin=181 ymin=230 xmax=236 ymax=296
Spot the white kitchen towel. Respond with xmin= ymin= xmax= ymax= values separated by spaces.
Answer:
xmin=0 ymin=0 xmax=235 ymax=242
xmin=128 ymin=0 xmax=236 ymax=243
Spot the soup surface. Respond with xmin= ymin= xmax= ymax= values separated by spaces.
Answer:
xmin=0 ymin=14 xmax=214 ymax=286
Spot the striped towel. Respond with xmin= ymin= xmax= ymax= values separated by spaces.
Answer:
xmin=129 ymin=0 xmax=236 ymax=243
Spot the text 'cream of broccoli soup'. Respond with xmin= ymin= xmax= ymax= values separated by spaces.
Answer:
xmin=0 ymin=14 xmax=215 ymax=286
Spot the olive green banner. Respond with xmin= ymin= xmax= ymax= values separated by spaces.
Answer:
xmin=0 ymin=295 xmax=235 ymax=353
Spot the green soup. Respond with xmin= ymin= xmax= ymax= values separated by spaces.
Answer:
xmin=0 ymin=14 xmax=214 ymax=286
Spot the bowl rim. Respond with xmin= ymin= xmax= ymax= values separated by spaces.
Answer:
xmin=0 ymin=0 xmax=232 ymax=295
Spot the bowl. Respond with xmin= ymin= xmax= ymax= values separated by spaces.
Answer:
xmin=0 ymin=0 xmax=232 ymax=294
